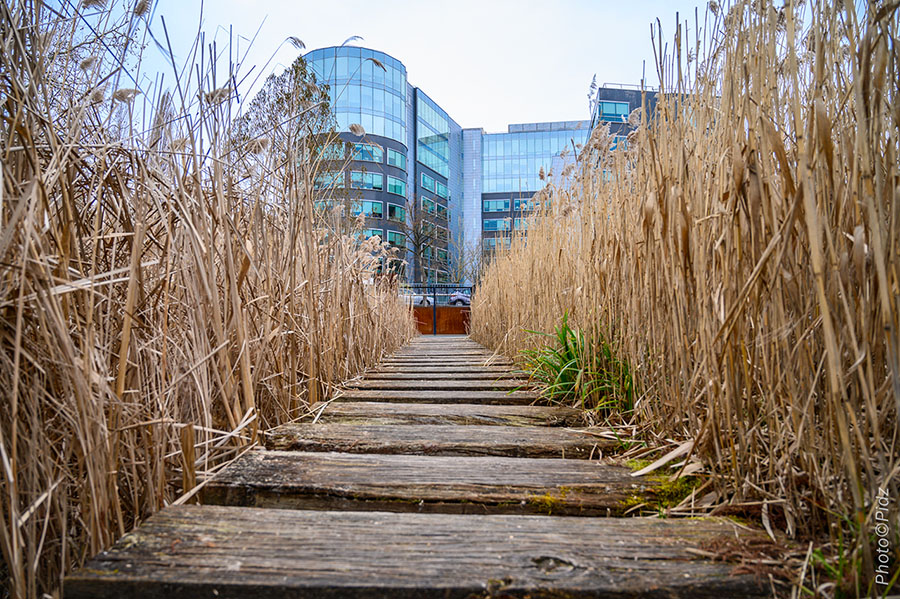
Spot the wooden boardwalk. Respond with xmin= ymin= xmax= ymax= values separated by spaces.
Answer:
xmin=66 ymin=335 xmax=774 ymax=598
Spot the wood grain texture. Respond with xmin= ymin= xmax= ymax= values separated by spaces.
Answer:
xmin=65 ymin=506 xmax=773 ymax=599
xmin=346 ymin=379 xmax=528 ymax=391
xmin=380 ymin=359 xmax=514 ymax=367
xmin=336 ymin=389 xmax=537 ymax=405
xmin=264 ymin=423 xmax=609 ymax=458
xmin=389 ymin=353 xmax=500 ymax=359
xmin=371 ymin=365 xmax=515 ymax=374
xmin=308 ymin=402 xmax=582 ymax=426
xmin=202 ymin=450 xmax=655 ymax=515
xmin=392 ymin=347 xmax=493 ymax=351
xmin=363 ymin=371 xmax=525 ymax=379
xmin=412 ymin=305 xmax=470 ymax=334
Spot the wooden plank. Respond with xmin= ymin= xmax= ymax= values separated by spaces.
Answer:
xmin=65 ymin=506 xmax=772 ymax=599
xmin=389 ymin=347 xmax=495 ymax=353
xmin=392 ymin=347 xmax=492 ymax=353
xmin=372 ymin=365 xmax=514 ymax=373
xmin=346 ymin=379 xmax=528 ymax=391
xmin=379 ymin=361 xmax=514 ymax=368
xmin=363 ymin=371 xmax=525 ymax=380
xmin=336 ymin=389 xmax=537 ymax=405
xmin=202 ymin=451 xmax=654 ymax=516
xmin=381 ymin=356 xmax=512 ymax=363
xmin=388 ymin=354 xmax=501 ymax=360
xmin=307 ymin=401 xmax=582 ymax=426
xmin=410 ymin=339 xmax=474 ymax=343
xmin=264 ymin=424 xmax=609 ymax=458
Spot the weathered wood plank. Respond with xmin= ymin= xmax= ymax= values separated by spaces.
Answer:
xmin=395 ymin=350 xmax=490 ymax=354
xmin=336 ymin=389 xmax=537 ymax=405
xmin=372 ymin=365 xmax=515 ymax=374
xmin=363 ymin=371 xmax=525 ymax=380
xmin=346 ymin=379 xmax=528 ymax=391
xmin=65 ymin=506 xmax=772 ymax=599
xmin=202 ymin=451 xmax=653 ymax=515
xmin=380 ymin=358 xmax=513 ymax=366
xmin=407 ymin=336 xmax=478 ymax=342
xmin=265 ymin=423 xmax=608 ymax=458
xmin=390 ymin=352 xmax=500 ymax=358
xmin=307 ymin=401 xmax=582 ymax=426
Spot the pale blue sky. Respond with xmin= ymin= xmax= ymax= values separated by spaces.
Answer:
xmin=146 ymin=0 xmax=707 ymax=132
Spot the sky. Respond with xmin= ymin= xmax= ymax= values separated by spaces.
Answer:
xmin=146 ymin=0 xmax=707 ymax=133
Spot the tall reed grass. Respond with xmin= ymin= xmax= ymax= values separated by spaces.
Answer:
xmin=0 ymin=2 xmax=415 ymax=596
xmin=472 ymin=1 xmax=898 ymax=592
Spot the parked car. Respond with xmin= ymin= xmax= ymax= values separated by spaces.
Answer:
xmin=400 ymin=292 xmax=433 ymax=306
xmin=448 ymin=290 xmax=471 ymax=306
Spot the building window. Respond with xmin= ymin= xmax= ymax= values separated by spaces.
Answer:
xmin=483 ymin=218 xmax=511 ymax=232
xmin=317 ymin=142 xmax=345 ymax=161
xmin=435 ymin=203 xmax=448 ymax=220
xmin=421 ymin=196 xmax=436 ymax=215
xmin=352 ymin=200 xmax=384 ymax=219
xmin=386 ymin=230 xmax=406 ymax=248
xmin=436 ymin=270 xmax=449 ymax=284
xmin=314 ymin=171 xmax=344 ymax=189
xmin=421 ymin=172 xmax=435 ymax=193
xmin=599 ymin=101 xmax=630 ymax=122
xmin=483 ymin=199 xmax=510 ymax=212
xmin=514 ymin=198 xmax=539 ymax=211
xmin=483 ymin=236 xmax=511 ymax=251
xmin=387 ymin=203 xmax=406 ymax=223
xmin=436 ymin=226 xmax=449 ymax=242
xmin=612 ymin=135 xmax=628 ymax=150
xmin=435 ymin=180 xmax=448 ymax=199
xmin=350 ymin=171 xmax=383 ymax=191
xmin=416 ymin=96 xmax=450 ymax=178
xmin=387 ymin=148 xmax=406 ymax=170
xmin=514 ymin=217 xmax=528 ymax=231
xmin=351 ymin=143 xmax=383 ymax=163
xmin=387 ymin=175 xmax=406 ymax=196
xmin=436 ymin=248 xmax=448 ymax=264
xmin=361 ymin=228 xmax=383 ymax=240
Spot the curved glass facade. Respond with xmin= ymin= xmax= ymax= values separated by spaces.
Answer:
xmin=302 ymin=44 xmax=623 ymax=283
xmin=306 ymin=47 xmax=408 ymax=145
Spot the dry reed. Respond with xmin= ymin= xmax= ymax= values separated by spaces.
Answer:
xmin=472 ymin=1 xmax=899 ymax=592
xmin=0 ymin=1 xmax=415 ymax=596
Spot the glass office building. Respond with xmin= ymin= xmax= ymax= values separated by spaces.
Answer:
xmin=305 ymin=45 xmax=638 ymax=283
xmin=467 ymin=121 xmax=589 ymax=256
xmin=589 ymin=84 xmax=659 ymax=149
xmin=306 ymin=47 xmax=407 ymax=144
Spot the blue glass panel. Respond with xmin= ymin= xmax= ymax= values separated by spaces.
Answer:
xmin=372 ymin=61 xmax=385 ymax=87
xmin=336 ymin=56 xmax=350 ymax=78
xmin=373 ymin=116 xmax=385 ymax=137
xmin=373 ymin=88 xmax=384 ymax=113
xmin=348 ymin=85 xmax=360 ymax=109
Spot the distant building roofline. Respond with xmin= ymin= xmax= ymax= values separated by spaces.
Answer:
xmin=470 ymin=120 xmax=590 ymax=135
xmin=600 ymin=82 xmax=660 ymax=92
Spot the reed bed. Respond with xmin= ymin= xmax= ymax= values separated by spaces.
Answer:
xmin=472 ymin=1 xmax=899 ymax=592
xmin=0 ymin=2 xmax=415 ymax=596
